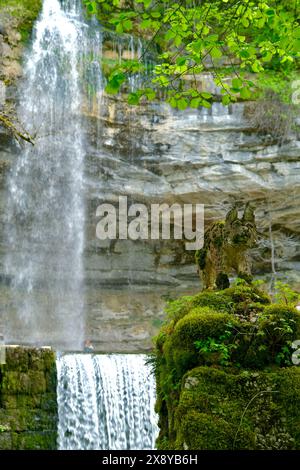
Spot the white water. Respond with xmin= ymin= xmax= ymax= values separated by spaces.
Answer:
xmin=57 ymin=354 xmax=159 ymax=450
xmin=4 ymin=0 xmax=102 ymax=349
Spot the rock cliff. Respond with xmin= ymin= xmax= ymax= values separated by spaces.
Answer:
xmin=0 ymin=3 xmax=299 ymax=351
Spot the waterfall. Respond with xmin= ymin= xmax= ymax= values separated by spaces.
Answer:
xmin=57 ymin=354 xmax=159 ymax=450
xmin=4 ymin=0 xmax=102 ymax=349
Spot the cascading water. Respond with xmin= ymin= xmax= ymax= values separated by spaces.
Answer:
xmin=57 ymin=354 xmax=159 ymax=450
xmin=4 ymin=0 xmax=102 ymax=349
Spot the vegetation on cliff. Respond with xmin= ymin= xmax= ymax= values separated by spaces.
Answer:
xmin=151 ymin=281 xmax=300 ymax=449
xmin=84 ymin=0 xmax=300 ymax=111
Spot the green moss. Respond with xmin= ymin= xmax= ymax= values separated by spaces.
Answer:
xmin=195 ymin=248 xmax=206 ymax=269
xmin=1 ymin=371 xmax=46 ymax=394
xmin=4 ymin=347 xmax=29 ymax=372
xmin=0 ymin=408 xmax=56 ymax=432
xmin=164 ymin=285 xmax=270 ymax=328
xmin=11 ymin=431 xmax=57 ymax=450
xmin=192 ymin=290 xmax=235 ymax=313
xmin=154 ymin=284 xmax=300 ymax=449
xmin=0 ymin=347 xmax=57 ymax=450
xmin=173 ymin=311 xmax=234 ymax=346
xmin=165 ymin=295 xmax=195 ymax=325
xmin=169 ymin=366 xmax=300 ymax=450
xmin=224 ymin=284 xmax=271 ymax=305
xmin=0 ymin=432 xmax=12 ymax=449
xmin=176 ymin=411 xmax=255 ymax=450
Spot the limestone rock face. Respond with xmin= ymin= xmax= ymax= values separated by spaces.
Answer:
xmin=0 ymin=13 xmax=299 ymax=349
xmin=1 ymin=89 xmax=300 ymax=350
xmin=84 ymin=94 xmax=300 ymax=289
xmin=0 ymin=13 xmax=24 ymax=84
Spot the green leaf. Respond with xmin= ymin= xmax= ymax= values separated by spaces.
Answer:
xmin=105 ymin=72 xmax=126 ymax=95
xmin=190 ymin=98 xmax=200 ymax=108
xmin=240 ymin=87 xmax=251 ymax=99
xmin=176 ymin=57 xmax=187 ymax=66
xmin=257 ymin=18 xmax=265 ymax=28
xmin=191 ymin=40 xmax=203 ymax=53
xmin=240 ymin=49 xmax=250 ymax=58
xmin=128 ymin=92 xmax=140 ymax=105
xmin=151 ymin=11 xmax=161 ymax=18
xmin=251 ymin=61 xmax=261 ymax=73
xmin=202 ymin=100 xmax=211 ymax=108
xmin=211 ymin=47 xmax=222 ymax=59
xmin=116 ymin=23 xmax=123 ymax=34
xmin=266 ymin=9 xmax=275 ymax=16
xmin=136 ymin=0 xmax=152 ymax=7
xmin=145 ymin=88 xmax=156 ymax=100
xmin=174 ymin=36 xmax=182 ymax=47
xmin=87 ymin=1 xmax=96 ymax=13
xmin=168 ymin=97 xmax=177 ymax=108
xmin=141 ymin=19 xmax=152 ymax=29
xmin=105 ymin=83 xmax=119 ymax=95
xmin=177 ymin=98 xmax=188 ymax=110
xmin=165 ymin=30 xmax=176 ymax=41
xmin=201 ymin=92 xmax=212 ymax=100
xmin=207 ymin=34 xmax=219 ymax=43
xmin=123 ymin=19 xmax=133 ymax=31
xmin=222 ymin=95 xmax=231 ymax=106
xmin=232 ymin=78 xmax=243 ymax=89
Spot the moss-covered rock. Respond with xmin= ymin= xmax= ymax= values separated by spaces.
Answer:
xmin=173 ymin=366 xmax=300 ymax=450
xmin=165 ymin=284 xmax=271 ymax=327
xmin=154 ymin=284 xmax=300 ymax=449
xmin=11 ymin=430 xmax=57 ymax=450
xmin=0 ymin=347 xmax=57 ymax=450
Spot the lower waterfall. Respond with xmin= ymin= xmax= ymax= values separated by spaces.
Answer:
xmin=56 ymin=354 xmax=159 ymax=450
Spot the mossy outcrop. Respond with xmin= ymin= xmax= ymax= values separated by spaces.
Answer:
xmin=0 ymin=347 xmax=57 ymax=450
xmin=153 ymin=284 xmax=300 ymax=450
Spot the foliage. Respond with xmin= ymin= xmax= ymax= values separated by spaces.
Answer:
xmin=84 ymin=0 xmax=300 ymax=109
xmin=164 ymin=295 xmax=195 ymax=325
xmin=273 ymin=281 xmax=300 ymax=305
xmin=194 ymin=321 xmax=238 ymax=366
